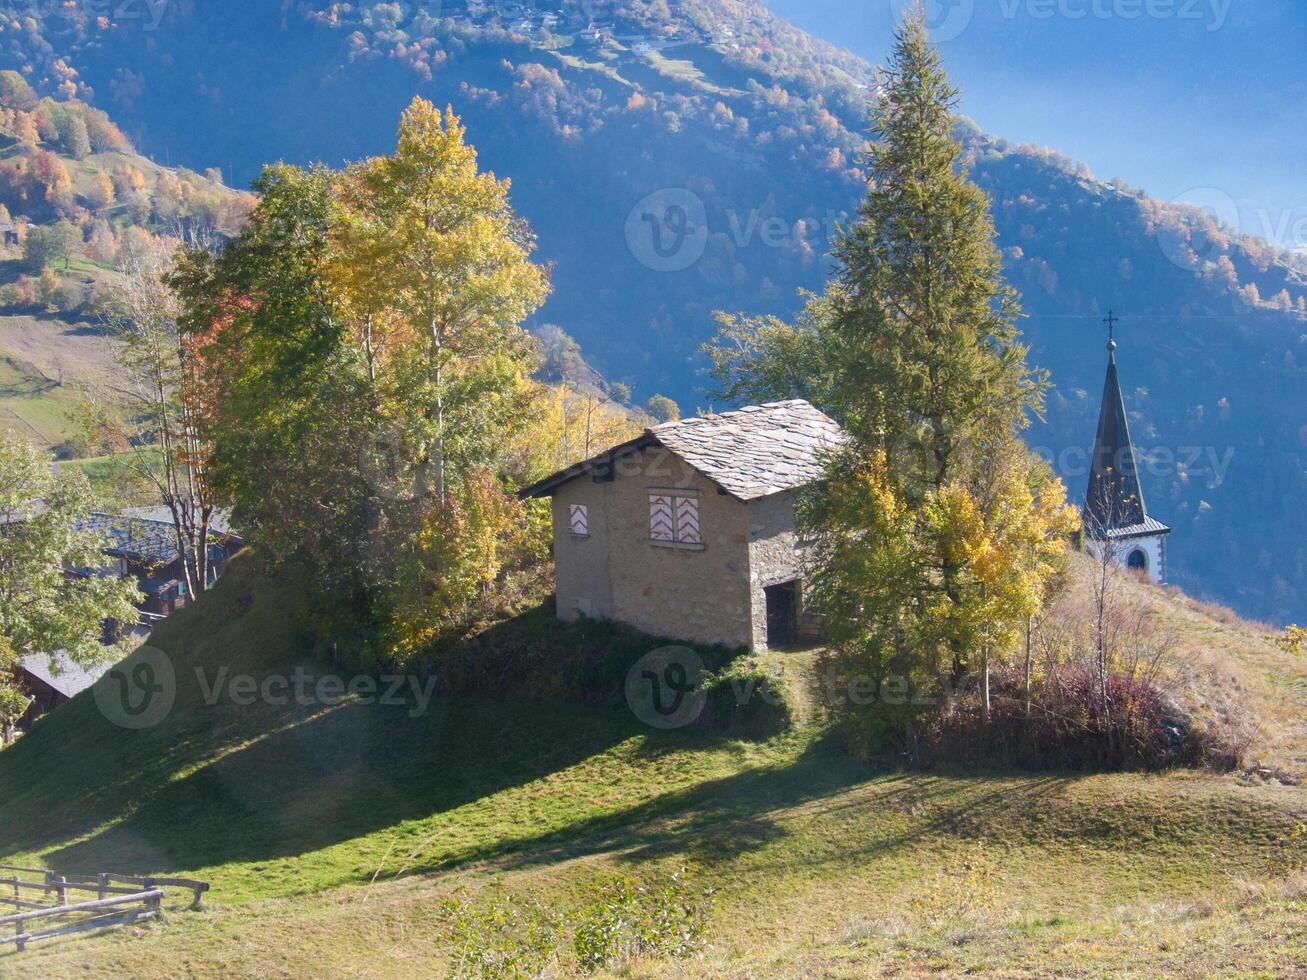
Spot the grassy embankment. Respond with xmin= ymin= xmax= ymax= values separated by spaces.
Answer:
xmin=0 ymin=554 xmax=1303 ymax=976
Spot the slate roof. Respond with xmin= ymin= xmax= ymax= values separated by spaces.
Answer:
xmin=520 ymin=399 xmax=845 ymax=501
xmin=19 ymin=652 xmax=113 ymax=700
xmin=1083 ymin=346 xmax=1170 ymax=538
xmin=118 ymin=505 xmax=238 ymax=538
xmin=77 ymin=509 xmax=241 ymax=567
xmin=1095 ymin=516 xmax=1172 ymax=539
xmin=649 ymin=400 xmax=845 ymax=499
xmin=80 ymin=513 xmax=183 ymax=564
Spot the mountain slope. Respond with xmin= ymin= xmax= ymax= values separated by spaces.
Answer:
xmin=0 ymin=1 xmax=1302 ymax=620
xmin=0 ymin=81 xmax=253 ymax=453
xmin=0 ymin=554 xmax=1303 ymax=975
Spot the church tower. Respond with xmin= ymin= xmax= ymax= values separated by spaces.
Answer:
xmin=1083 ymin=312 xmax=1171 ymax=584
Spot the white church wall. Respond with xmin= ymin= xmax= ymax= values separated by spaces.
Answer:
xmin=1085 ymin=534 xmax=1167 ymax=585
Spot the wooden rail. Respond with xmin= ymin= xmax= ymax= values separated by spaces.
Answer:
xmin=0 ymin=865 xmax=210 ymax=953
xmin=1 ymin=889 xmax=163 ymax=952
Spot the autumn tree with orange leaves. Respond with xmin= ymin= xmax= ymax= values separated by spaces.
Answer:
xmin=100 ymin=233 xmax=223 ymax=598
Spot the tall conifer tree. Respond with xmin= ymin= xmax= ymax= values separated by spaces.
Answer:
xmin=708 ymin=11 xmax=1077 ymax=753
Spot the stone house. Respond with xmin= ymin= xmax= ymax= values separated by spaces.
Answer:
xmin=520 ymin=400 xmax=845 ymax=650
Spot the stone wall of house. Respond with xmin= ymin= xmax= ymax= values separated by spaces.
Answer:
xmin=551 ymin=445 xmax=755 ymax=649
xmin=551 ymin=476 xmax=615 ymax=622
xmin=746 ymin=491 xmax=821 ymax=649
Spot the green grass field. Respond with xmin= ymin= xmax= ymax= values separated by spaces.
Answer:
xmin=0 ymin=313 xmax=118 ymax=450
xmin=0 ymin=557 xmax=1304 ymax=976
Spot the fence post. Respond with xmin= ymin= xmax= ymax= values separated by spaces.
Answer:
xmin=98 ymin=874 xmax=109 ymax=901
xmin=54 ymin=876 xmax=67 ymax=908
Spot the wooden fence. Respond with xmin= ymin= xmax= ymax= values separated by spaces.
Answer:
xmin=0 ymin=865 xmax=208 ymax=953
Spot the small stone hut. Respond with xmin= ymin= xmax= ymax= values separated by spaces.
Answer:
xmin=520 ymin=399 xmax=844 ymax=650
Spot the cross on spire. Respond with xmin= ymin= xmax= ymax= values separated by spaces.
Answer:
xmin=1103 ymin=310 xmax=1120 ymax=351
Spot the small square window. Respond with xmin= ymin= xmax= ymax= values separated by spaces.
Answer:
xmin=568 ymin=504 xmax=589 ymax=537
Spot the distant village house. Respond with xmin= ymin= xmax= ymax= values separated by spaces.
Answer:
xmin=14 ymin=653 xmax=111 ymax=732
xmin=76 ymin=507 xmax=243 ymax=620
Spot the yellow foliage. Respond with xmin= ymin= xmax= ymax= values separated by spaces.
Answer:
xmin=42 ymin=157 xmax=71 ymax=201
xmin=37 ymin=264 xmax=59 ymax=306
xmin=86 ymin=169 xmax=114 ymax=209
xmin=507 ymin=385 xmax=645 ymax=485
xmin=382 ymin=470 xmax=530 ymax=661
xmin=1277 ymin=625 xmax=1305 ymax=655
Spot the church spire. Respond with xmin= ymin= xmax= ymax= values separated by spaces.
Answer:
xmin=1081 ymin=311 xmax=1171 ymax=584
xmin=1085 ymin=310 xmax=1148 ymax=532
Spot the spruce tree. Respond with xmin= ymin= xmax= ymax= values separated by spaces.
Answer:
xmin=708 ymin=12 xmax=1077 ymax=754
xmin=829 ymin=12 xmax=1039 ymax=476
xmin=812 ymin=13 xmax=1074 ymax=751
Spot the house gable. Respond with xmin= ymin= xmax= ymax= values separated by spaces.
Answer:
xmin=549 ymin=443 xmax=755 ymax=647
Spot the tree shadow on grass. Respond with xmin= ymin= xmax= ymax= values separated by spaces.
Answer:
xmin=35 ymin=685 xmax=1094 ymax=888
xmin=44 ymin=696 xmax=645 ymax=876
xmin=404 ymin=735 xmax=1084 ymax=881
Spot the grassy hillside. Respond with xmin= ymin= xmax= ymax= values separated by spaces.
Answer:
xmin=0 ymin=313 xmax=118 ymax=450
xmin=0 ymin=555 xmax=1304 ymax=975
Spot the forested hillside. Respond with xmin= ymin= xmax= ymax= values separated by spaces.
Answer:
xmin=0 ymin=0 xmax=1302 ymax=620
xmin=0 ymin=69 xmax=252 ymax=452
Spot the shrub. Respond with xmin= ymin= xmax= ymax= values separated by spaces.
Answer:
xmin=699 ymin=659 xmax=793 ymax=740
xmin=910 ymin=664 xmax=1243 ymax=772
xmin=52 ymin=278 xmax=85 ymax=313
xmin=442 ymin=892 xmax=563 ymax=980
xmin=1277 ymin=625 xmax=1305 ymax=655
xmin=572 ymin=871 xmax=710 ymax=972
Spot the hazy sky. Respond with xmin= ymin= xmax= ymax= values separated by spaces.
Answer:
xmin=764 ymin=0 xmax=1306 ymax=252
